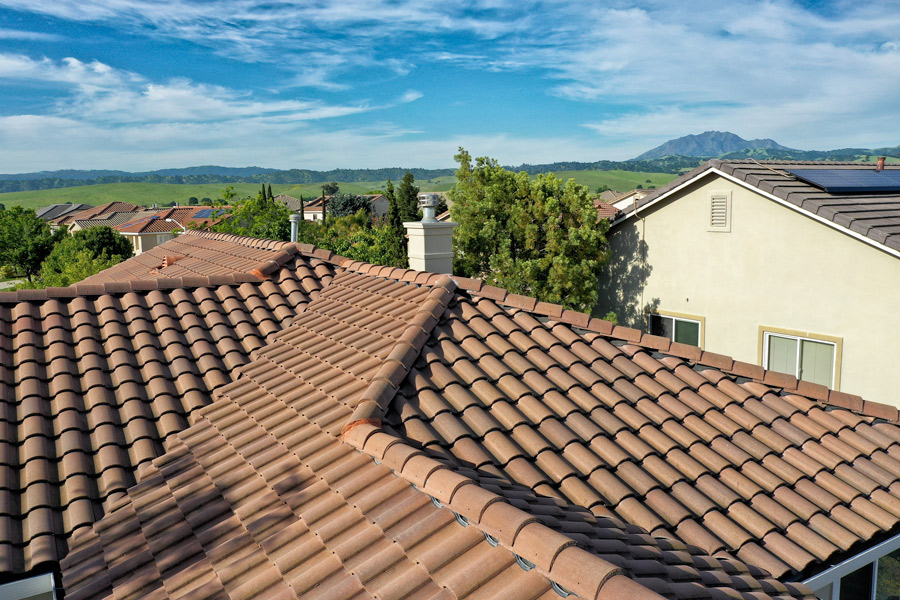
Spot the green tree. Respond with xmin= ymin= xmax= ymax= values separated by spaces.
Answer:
xmin=267 ymin=184 xmax=274 ymax=200
xmin=36 ymin=226 xmax=133 ymax=287
xmin=188 ymin=197 xmax=199 ymax=205
xmin=449 ymin=147 xmax=610 ymax=312
xmin=322 ymin=181 xmax=340 ymax=196
xmin=299 ymin=194 xmax=305 ymax=221
xmin=212 ymin=190 xmax=291 ymax=240
xmin=396 ymin=171 xmax=420 ymax=222
xmin=383 ymin=179 xmax=407 ymax=267
xmin=0 ymin=207 xmax=66 ymax=282
xmin=328 ymin=192 xmax=372 ymax=218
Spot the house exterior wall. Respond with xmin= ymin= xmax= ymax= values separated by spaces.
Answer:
xmin=371 ymin=196 xmax=389 ymax=217
xmin=597 ymin=173 xmax=900 ymax=406
xmin=127 ymin=235 xmax=142 ymax=254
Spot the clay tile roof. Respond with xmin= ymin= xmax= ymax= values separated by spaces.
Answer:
xmin=619 ymin=159 xmax=900 ymax=253
xmin=10 ymin=231 xmax=900 ymax=598
xmin=594 ymin=199 xmax=619 ymax=220
xmin=0 ymin=239 xmax=335 ymax=574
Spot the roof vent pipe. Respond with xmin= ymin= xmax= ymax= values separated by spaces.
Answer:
xmin=289 ymin=213 xmax=301 ymax=242
xmin=419 ymin=193 xmax=440 ymax=222
xmin=877 ymin=157 xmax=886 ymax=171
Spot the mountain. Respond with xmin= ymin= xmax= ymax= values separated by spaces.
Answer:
xmin=0 ymin=166 xmax=277 ymax=181
xmin=634 ymin=131 xmax=795 ymax=160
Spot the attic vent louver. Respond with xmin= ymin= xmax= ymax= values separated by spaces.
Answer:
xmin=708 ymin=192 xmax=731 ymax=232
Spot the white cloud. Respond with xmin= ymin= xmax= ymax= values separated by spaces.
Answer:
xmin=0 ymin=28 xmax=63 ymax=41
xmin=398 ymin=90 xmax=423 ymax=103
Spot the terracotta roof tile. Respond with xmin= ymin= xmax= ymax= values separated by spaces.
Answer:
xmin=17 ymin=231 xmax=900 ymax=598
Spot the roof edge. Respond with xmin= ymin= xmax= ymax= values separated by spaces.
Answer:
xmin=341 ymin=423 xmax=658 ymax=600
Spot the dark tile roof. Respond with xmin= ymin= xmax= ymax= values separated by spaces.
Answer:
xmin=8 ymin=230 xmax=900 ymax=598
xmin=619 ymin=160 xmax=900 ymax=253
xmin=36 ymin=204 xmax=92 ymax=221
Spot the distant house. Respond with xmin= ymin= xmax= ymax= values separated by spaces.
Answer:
xmin=69 ymin=210 xmax=158 ymax=232
xmin=297 ymin=194 xmax=390 ymax=221
xmin=594 ymin=198 xmax=619 ymax=221
xmin=610 ymin=188 xmax=653 ymax=212
xmin=112 ymin=206 xmax=226 ymax=254
xmin=50 ymin=201 xmax=143 ymax=226
xmin=597 ymin=159 xmax=900 ymax=406
xmin=597 ymin=189 xmax=620 ymax=203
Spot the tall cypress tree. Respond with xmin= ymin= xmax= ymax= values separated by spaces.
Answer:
xmin=267 ymin=184 xmax=273 ymax=200
xmin=383 ymin=179 xmax=407 ymax=266
xmin=299 ymin=194 xmax=304 ymax=222
xmin=396 ymin=171 xmax=420 ymax=223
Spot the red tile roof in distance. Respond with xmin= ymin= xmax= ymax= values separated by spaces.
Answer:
xmin=113 ymin=206 xmax=227 ymax=234
xmin=7 ymin=230 xmax=900 ymax=598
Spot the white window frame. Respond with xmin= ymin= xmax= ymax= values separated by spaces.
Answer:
xmin=762 ymin=330 xmax=838 ymax=389
xmin=647 ymin=311 xmax=704 ymax=348
xmin=805 ymin=530 xmax=900 ymax=600
xmin=0 ymin=572 xmax=56 ymax=600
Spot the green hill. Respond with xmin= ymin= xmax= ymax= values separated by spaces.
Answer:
xmin=0 ymin=170 xmax=677 ymax=212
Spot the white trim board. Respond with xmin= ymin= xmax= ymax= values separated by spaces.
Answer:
xmin=612 ymin=167 xmax=900 ymax=261
xmin=803 ymin=530 xmax=900 ymax=591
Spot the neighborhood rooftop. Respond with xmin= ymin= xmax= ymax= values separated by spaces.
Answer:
xmin=3 ymin=229 xmax=900 ymax=599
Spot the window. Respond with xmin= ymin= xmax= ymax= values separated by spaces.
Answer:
xmin=157 ymin=234 xmax=169 ymax=244
xmin=708 ymin=191 xmax=731 ymax=232
xmin=649 ymin=313 xmax=701 ymax=347
xmin=763 ymin=331 xmax=838 ymax=388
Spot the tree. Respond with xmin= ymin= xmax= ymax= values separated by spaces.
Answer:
xmin=212 ymin=190 xmax=291 ymax=240
xmin=396 ymin=171 xmax=420 ymax=222
xmin=267 ymin=184 xmax=274 ymax=200
xmin=382 ymin=179 xmax=407 ymax=267
xmin=328 ymin=192 xmax=371 ymax=218
xmin=449 ymin=147 xmax=610 ymax=312
xmin=36 ymin=226 xmax=133 ymax=287
xmin=299 ymin=194 xmax=305 ymax=222
xmin=322 ymin=181 xmax=340 ymax=196
xmin=0 ymin=207 xmax=66 ymax=281
xmin=188 ymin=197 xmax=199 ymax=205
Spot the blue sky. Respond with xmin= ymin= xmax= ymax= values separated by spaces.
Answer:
xmin=0 ymin=1 xmax=898 ymax=172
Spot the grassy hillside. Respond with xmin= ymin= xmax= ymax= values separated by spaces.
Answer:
xmin=0 ymin=170 xmax=676 ymax=211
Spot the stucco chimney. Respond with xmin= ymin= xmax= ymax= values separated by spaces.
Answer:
xmin=289 ymin=213 xmax=301 ymax=242
xmin=877 ymin=156 xmax=886 ymax=171
xmin=404 ymin=193 xmax=457 ymax=273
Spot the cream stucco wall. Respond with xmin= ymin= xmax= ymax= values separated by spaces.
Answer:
xmin=597 ymin=173 xmax=900 ymax=406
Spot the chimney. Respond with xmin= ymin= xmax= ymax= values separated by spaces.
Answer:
xmin=289 ymin=213 xmax=301 ymax=243
xmin=877 ymin=156 xmax=886 ymax=171
xmin=404 ymin=193 xmax=457 ymax=273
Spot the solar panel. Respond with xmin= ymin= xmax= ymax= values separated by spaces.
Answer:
xmin=786 ymin=168 xmax=900 ymax=193
xmin=193 ymin=209 xmax=214 ymax=218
